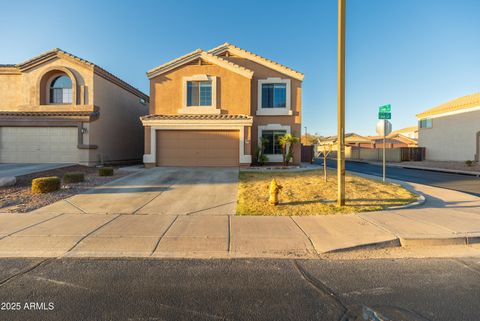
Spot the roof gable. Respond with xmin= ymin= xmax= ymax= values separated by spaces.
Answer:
xmin=3 ymin=48 xmax=149 ymax=101
xmin=208 ymin=43 xmax=304 ymax=81
xmin=146 ymin=49 xmax=254 ymax=79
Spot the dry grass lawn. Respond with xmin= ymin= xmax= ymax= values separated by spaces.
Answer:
xmin=237 ymin=169 xmax=418 ymax=215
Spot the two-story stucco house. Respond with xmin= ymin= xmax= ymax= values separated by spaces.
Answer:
xmin=417 ymin=93 xmax=480 ymax=162
xmin=0 ymin=49 xmax=149 ymax=166
xmin=141 ymin=43 xmax=303 ymax=167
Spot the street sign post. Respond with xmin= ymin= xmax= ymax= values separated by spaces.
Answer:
xmin=376 ymin=114 xmax=392 ymax=182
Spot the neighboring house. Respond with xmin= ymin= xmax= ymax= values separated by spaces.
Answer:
xmin=320 ymin=133 xmax=373 ymax=149
xmin=0 ymin=49 xmax=149 ymax=165
xmin=141 ymin=43 xmax=303 ymax=167
xmin=417 ymin=93 xmax=480 ymax=161
xmin=367 ymin=135 xmax=417 ymax=148
xmin=387 ymin=125 xmax=418 ymax=140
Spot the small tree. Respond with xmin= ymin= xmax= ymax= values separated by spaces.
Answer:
xmin=321 ymin=144 xmax=332 ymax=182
xmin=278 ymin=133 xmax=300 ymax=166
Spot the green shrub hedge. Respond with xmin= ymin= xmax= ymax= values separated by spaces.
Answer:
xmin=99 ymin=167 xmax=114 ymax=176
xmin=63 ymin=172 xmax=85 ymax=184
xmin=32 ymin=177 xmax=61 ymax=194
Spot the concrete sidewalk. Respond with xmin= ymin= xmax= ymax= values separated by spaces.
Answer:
xmin=0 ymin=177 xmax=479 ymax=258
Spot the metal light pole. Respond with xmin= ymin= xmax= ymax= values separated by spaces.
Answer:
xmin=337 ymin=0 xmax=346 ymax=206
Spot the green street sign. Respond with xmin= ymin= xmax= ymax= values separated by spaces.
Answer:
xmin=378 ymin=112 xmax=391 ymax=119
xmin=379 ymin=104 xmax=391 ymax=113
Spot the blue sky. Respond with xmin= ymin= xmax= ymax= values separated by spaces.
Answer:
xmin=1 ymin=0 xmax=479 ymax=136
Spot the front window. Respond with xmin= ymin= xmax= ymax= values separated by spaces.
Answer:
xmin=187 ymin=80 xmax=212 ymax=106
xmin=419 ymin=118 xmax=432 ymax=129
xmin=49 ymin=75 xmax=72 ymax=104
xmin=262 ymin=130 xmax=286 ymax=154
xmin=262 ymin=83 xmax=286 ymax=108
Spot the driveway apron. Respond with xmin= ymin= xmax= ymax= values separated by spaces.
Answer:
xmin=65 ymin=167 xmax=238 ymax=215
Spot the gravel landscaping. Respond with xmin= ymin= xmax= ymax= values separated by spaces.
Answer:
xmin=0 ymin=165 xmax=130 ymax=213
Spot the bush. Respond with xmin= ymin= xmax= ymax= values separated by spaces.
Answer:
xmin=465 ymin=160 xmax=475 ymax=167
xmin=32 ymin=177 xmax=61 ymax=194
xmin=63 ymin=172 xmax=85 ymax=184
xmin=99 ymin=167 xmax=114 ymax=176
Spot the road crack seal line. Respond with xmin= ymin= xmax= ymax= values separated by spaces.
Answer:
xmin=0 ymin=258 xmax=54 ymax=288
xmin=150 ymin=215 xmax=179 ymax=256
xmin=452 ymin=258 xmax=480 ymax=276
xmin=293 ymin=260 xmax=348 ymax=320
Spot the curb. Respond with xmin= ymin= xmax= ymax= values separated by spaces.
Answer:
xmin=324 ymin=238 xmax=401 ymax=254
xmin=345 ymin=171 xmax=426 ymax=210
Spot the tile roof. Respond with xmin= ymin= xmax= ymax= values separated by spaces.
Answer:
xmin=141 ymin=114 xmax=253 ymax=121
xmin=416 ymin=93 xmax=480 ymax=118
xmin=0 ymin=111 xmax=99 ymax=117
xmin=1 ymin=48 xmax=149 ymax=101
xmin=208 ymin=43 xmax=304 ymax=81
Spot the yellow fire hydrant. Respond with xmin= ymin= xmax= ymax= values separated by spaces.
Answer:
xmin=268 ymin=178 xmax=282 ymax=205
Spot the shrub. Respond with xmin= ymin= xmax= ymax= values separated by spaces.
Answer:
xmin=465 ymin=160 xmax=474 ymax=167
xmin=63 ymin=172 xmax=85 ymax=184
xmin=32 ymin=177 xmax=61 ymax=194
xmin=99 ymin=167 xmax=114 ymax=176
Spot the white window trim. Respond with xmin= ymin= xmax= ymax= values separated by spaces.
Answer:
xmin=179 ymin=74 xmax=219 ymax=114
xmin=257 ymin=78 xmax=292 ymax=116
xmin=258 ymin=124 xmax=291 ymax=162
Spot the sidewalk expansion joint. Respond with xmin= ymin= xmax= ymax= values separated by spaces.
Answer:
xmin=0 ymin=213 xmax=65 ymax=241
xmin=64 ymin=199 xmax=87 ymax=214
xmin=150 ymin=215 xmax=179 ymax=256
xmin=290 ymin=216 xmax=320 ymax=255
xmin=227 ymin=215 xmax=231 ymax=253
xmin=63 ymin=215 xmax=121 ymax=254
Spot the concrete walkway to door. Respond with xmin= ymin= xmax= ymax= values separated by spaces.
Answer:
xmin=32 ymin=167 xmax=239 ymax=215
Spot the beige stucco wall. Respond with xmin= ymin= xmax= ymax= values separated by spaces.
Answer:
xmin=150 ymin=62 xmax=251 ymax=115
xmin=0 ymin=72 xmax=22 ymax=109
xmin=91 ymin=73 xmax=149 ymax=164
xmin=223 ymin=55 xmax=302 ymax=165
xmin=418 ymin=110 xmax=480 ymax=161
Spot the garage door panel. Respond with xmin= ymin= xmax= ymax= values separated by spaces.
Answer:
xmin=0 ymin=127 xmax=78 ymax=163
xmin=156 ymin=130 xmax=239 ymax=167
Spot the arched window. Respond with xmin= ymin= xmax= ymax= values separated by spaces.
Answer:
xmin=49 ymin=75 xmax=72 ymax=104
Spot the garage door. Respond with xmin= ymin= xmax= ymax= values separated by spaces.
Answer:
xmin=0 ymin=127 xmax=78 ymax=163
xmin=156 ymin=130 xmax=239 ymax=166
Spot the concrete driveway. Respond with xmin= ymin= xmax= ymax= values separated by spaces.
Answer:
xmin=0 ymin=163 xmax=73 ymax=178
xmin=34 ymin=167 xmax=239 ymax=215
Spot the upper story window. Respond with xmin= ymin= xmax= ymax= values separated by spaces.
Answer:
xmin=257 ymin=78 xmax=292 ymax=116
xmin=419 ymin=118 xmax=432 ymax=129
xmin=262 ymin=83 xmax=286 ymax=108
xmin=50 ymin=75 xmax=72 ymax=104
xmin=180 ymin=75 xmax=219 ymax=114
xmin=187 ymin=80 xmax=212 ymax=106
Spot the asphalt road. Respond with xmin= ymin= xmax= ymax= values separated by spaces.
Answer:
xmin=0 ymin=258 xmax=479 ymax=321
xmin=320 ymin=159 xmax=480 ymax=196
